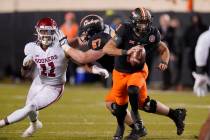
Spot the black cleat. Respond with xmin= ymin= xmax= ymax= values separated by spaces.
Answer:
xmin=172 ymin=108 xmax=187 ymax=135
xmin=113 ymin=125 xmax=124 ymax=140
xmin=113 ymin=135 xmax=123 ymax=140
xmin=125 ymin=125 xmax=147 ymax=140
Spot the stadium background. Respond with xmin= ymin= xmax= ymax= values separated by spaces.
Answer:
xmin=0 ymin=0 xmax=210 ymax=140
xmin=0 ymin=0 xmax=210 ymax=87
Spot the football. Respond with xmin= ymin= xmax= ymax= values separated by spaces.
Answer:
xmin=127 ymin=46 xmax=146 ymax=66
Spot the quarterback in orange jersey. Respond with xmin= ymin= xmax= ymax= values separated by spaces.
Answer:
xmin=103 ymin=7 xmax=187 ymax=140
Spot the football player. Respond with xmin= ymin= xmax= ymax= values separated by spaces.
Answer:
xmin=192 ymin=27 xmax=210 ymax=140
xmin=0 ymin=17 xmax=106 ymax=137
xmin=103 ymin=7 xmax=187 ymax=140
xmin=60 ymin=14 xmax=147 ymax=139
xmin=61 ymin=14 xmax=138 ymax=75
xmin=61 ymin=14 xmax=115 ymax=75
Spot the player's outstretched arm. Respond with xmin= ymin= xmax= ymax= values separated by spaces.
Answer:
xmin=157 ymin=41 xmax=170 ymax=71
xmin=56 ymin=29 xmax=103 ymax=64
xmin=102 ymin=39 xmax=125 ymax=56
xmin=65 ymin=48 xmax=104 ymax=64
xmin=103 ymin=38 xmax=136 ymax=56
xmin=68 ymin=37 xmax=87 ymax=48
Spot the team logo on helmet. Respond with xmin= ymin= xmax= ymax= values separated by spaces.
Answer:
xmin=83 ymin=19 xmax=100 ymax=26
xmin=132 ymin=11 xmax=138 ymax=18
xmin=149 ymin=35 xmax=155 ymax=43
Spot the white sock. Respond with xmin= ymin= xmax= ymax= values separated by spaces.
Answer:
xmin=4 ymin=103 xmax=37 ymax=125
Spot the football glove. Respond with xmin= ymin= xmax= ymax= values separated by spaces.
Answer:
xmin=23 ymin=55 xmax=33 ymax=67
xmin=192 ymin=72 xmax=210 ymax=97
xmin=92 ymin=65 xmax=109 ymax=79
xmin=55 ymin=29 xmax=70 ymax=52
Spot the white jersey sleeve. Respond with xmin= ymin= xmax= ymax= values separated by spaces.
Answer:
xmin=24 ymin=42 xmax=36 ymax=56
xmin=23 ymin=42 xmax=38 ymax=78
xmin=195 ymin=29 xmax=210 ymax=67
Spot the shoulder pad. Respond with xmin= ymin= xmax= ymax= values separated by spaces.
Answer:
xmin=24 ymin=42 xmax=36 ymax=55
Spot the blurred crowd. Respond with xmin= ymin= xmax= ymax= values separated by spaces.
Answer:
xmin=3 ymin=11 xmax=209 ymax=91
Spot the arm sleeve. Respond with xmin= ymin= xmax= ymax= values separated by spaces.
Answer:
xmin=195 ymin=33 xmax=210 ymax=67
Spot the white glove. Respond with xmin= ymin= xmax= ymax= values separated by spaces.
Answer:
xmin=92 ymin=65 xmax=109 ymax=79
xmin=55 ymin=29 xmax=67 ymax=45
xmin=23 ymin=55 xmax=33 ymax=67
xmin=192 ymin=72 xmax=210 ymax=97
xmin=55 ymin=29 xmax=70 ymax=52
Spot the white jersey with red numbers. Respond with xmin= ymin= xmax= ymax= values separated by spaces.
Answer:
xmin=24 ymin=41 xmax=69 ymax=85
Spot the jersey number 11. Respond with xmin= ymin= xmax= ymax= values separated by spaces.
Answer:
xmin=40 ymin=62 xmax=55 ymax=77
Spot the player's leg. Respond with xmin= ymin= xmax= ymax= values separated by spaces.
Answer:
xmin=105 ymin=89 xmax=138 ymax=136
xmin=106 ymin=70 xmax=129 ymax=140
xmin=21 ymin=77 xmax=43 ymax=137
xmin=0 ymin=101 xmax=38 ymax=127
xmin=199 ymin=112 xmax=210 ymax=140
xmin=0 ymin=78 xmax=42 ymax=128
xmin=22 ymin=84 xmax=63 ymax=137
xmin=25 ymin=77 xmax=42 ymax=123
xmin=112 ymin=103 xmax=128 ymax=140
xmin=106 ymin=100 xmax=128 ymax=140
xmin=127 ymin=85 xmax=140 ymax=123
xmin=125 ymin=80 xmax=147 ymax=140
xmin=126 ymin=65 xmax=148 ymax=140
xmin=106 ymin=102 xmax=134 ymax=127
xmin=141 ymin=97 xmax=186 ymax=135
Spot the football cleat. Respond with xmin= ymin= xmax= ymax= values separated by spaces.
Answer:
xmin=172 ymin=108 xmax=187 ymax=135
xmin=112 ymin=135 xmax=123 ymax=140
xmin=125 ymin=123 xmax=147 ymax=140
xmin=112 ymin=125 xmax=124 ymax=140
xmin=21 ymin=120 xmax=43 ymax=138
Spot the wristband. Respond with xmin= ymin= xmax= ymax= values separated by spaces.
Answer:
xmin=59 ymin=36 xmax=67 ymax=46
xmin=121 ymin=49 xmax=128 ymax=55
xmin=61 ymin=44 xmax=70 ymax=52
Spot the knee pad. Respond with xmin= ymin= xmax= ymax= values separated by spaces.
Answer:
xmin=128 ymin=85 xmax=139 ymax=95
xmin=111 ymin=103 xmax=128 ymax=116
xmin=143 ymin=97 xmax=157 ymax=113
xmin=25 ymin=103 xmax=37 ymax=112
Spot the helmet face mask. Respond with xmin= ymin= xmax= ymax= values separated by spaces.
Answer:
xmin=35 ymin=17 xmax=57 ymax=47
xmin=79 ymin=31 xmax=89 ymax=43
xmin=131 ymin=8 xmax=152 ymax=35
xmin=36 ymin=29 xmax=55 ymax=46
xmin=135 ymin=19 xmax=150 ymax=33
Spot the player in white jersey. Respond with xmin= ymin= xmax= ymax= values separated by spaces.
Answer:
xmin=0 ymin=17 xmax=107 ymax=137
xmin=192 ymin=27 xmax=210 ymax=140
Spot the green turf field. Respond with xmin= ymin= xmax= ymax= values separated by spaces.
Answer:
xmin=0 ymin=83 xmax=209 ymax=140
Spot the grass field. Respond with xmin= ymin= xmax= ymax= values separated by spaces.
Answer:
xmin=0 ymin=83 xmax=210 ymax=140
